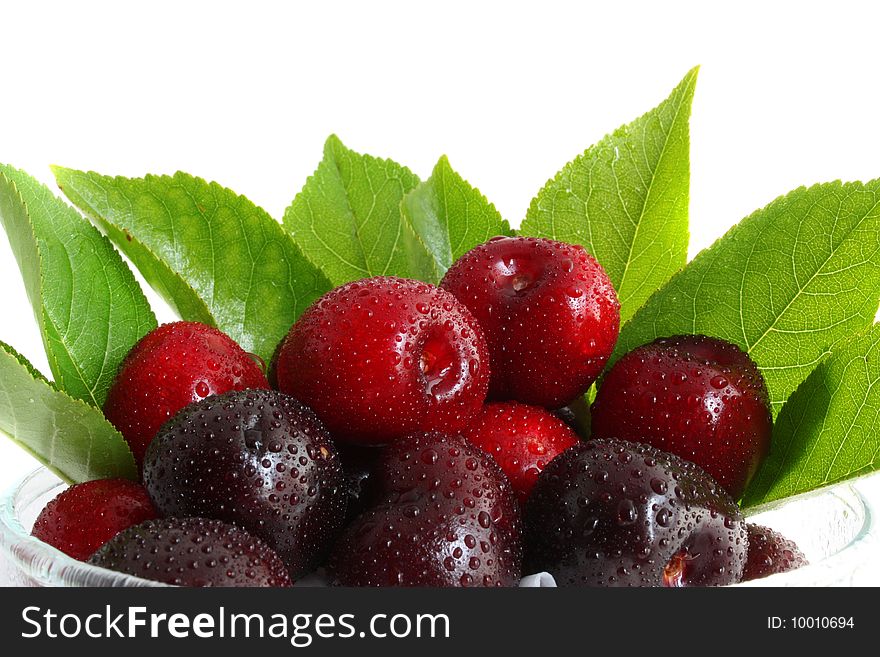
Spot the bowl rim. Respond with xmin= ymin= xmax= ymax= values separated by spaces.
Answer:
xmin=0 ymin=468 xmax=163 ymax=587
xmin=0 ymin=466 xmax=876 ymax=587
xmin=738 ymin=481 xmax=876 ymax=586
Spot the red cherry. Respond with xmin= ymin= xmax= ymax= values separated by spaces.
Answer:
xmin=31 ymin=478 xmax=157 ymax=561
xmin=441 ymin=236 xmax=620 ymax=408
xmin=591 ymin=335 xmax=772 ymax=499
xmin=462 ymin=402 xmax=580 ymax=502
xmin=276 ymin=277 xmax=489 ymax=445
xmin=103 ymin=321 xmax=269 ymax=465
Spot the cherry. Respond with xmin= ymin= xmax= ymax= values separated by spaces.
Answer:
xmin=742 ymin=524 xmax=807 ymax=581
xmin=525 ymin=438 xmax=748 ymax=587
xmin=329 ymin=432 xmax=522 ymax=586
xmin=143 ymin=389 xmax=346 ymax=578
xmin=440 ymin=236 xmax=620 ymax=408
xmin=103 ymin=321 xmax=269 ymax=466
xmin=31 ymin=478 xmax=157 ymax=561
xmin=89 ymin=517 xmax=291 ymax=587
xmin=591 ymin=335 xmax=772 ymax=499
xmin=276 ymin=277 xmax=489 ymax=445
xmin=462 ymin=401 xmax=580 ymax=502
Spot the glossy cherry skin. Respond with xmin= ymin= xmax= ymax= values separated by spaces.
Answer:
xmin=104 ymin=321 xmax=269 ymax=466
xmin=742 ymin=524 xmax=807 ymax=581
xmin=276 ymin=277 xmax=490 ymax=445
xmin=89 ymin=517 xmax=292 ymax=587
xmin=143 ymin=389 xmax=346 ymax=578
xmin=525 ymin=438 xmax=748 ymax=587
xmin=462 ymin=401 xmax=580 ymax=502
xmin=32 ymin=479 xmax=157 ymax=561
xmin=440 ymin=236 xmax=620 ymax=409
xmin=329 ymin=432 xmax=522 ymax=587
xmin=591 ymin=335 xmax=772 ymax=499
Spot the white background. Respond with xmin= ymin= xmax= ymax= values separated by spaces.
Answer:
xmin=1 ymin=2 xmax=879 ymax=506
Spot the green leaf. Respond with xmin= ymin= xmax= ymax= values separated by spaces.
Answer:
xmin=401 ymin=155 xmax=509 ymax=282
xmin=615 ymin=180 xmax=880 ymax=417
xmin=742 ymin=325 xmax=880 ymax=507
xmin=0 ymin=165 xmax=156 ymax=408
xmin=0 ymin=341 xmax=137 ymax=483
xmin=53 ymin=168 xmax=332 ymax=365
xmin=520 ymin=67 xmax=697 ymax=323
xmin=283 ymin=135 xmax=425 ymax=286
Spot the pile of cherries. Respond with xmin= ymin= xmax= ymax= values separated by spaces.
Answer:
xmin=31 ymin=236 xmax=806 ymax=587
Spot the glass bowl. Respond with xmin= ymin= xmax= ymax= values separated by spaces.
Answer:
xmin=1 ymin=467 xmax=876 ymax=587
xmin=0 ymin=468 xmax=161 ymax=586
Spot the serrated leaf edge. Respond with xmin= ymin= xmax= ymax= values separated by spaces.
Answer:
xmin=0 ymin=340 xmax=137 ymax=484
xmin=282 ymin=134 xmax=423 ymax=282
xmin=51 ymin=166 xmax=215 ymax=326
xmin=522 ymin=66 xmax=698 ymax=307
xmin=53 ymin=166 xmax=332 ymax=323
xmin=525 ymin=66 xmax=698 ymax=225
xmin=617 ymin=178 xmax=880 ymax=367
xmin=432 ymin=154 xmax=508 ymax=254
xmin=0 ymin=167 xmax=157 ymax=408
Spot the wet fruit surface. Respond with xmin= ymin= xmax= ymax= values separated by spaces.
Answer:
xmin=89 ymin=517 xmax=292 ymax=587
xmin=31 ymin=478 xmax=157 ymax=561
xmin=330 ymin=432 xmax=522 ymax=586
xmin=591 ymin=335 xmax=772 ymax=499
xmin=440 ymin=236 xmax=620 ymax=408
xmin=143 ymin=389 xmax=346 ymax=578
xmin=525 ymin=438 xmax=747 ymax=587
xmin=462 ymin=401 xmax=580 ymax=502
xmin=103 ymin=321 xmax=270 ymax=466
xmin=276 ymin=277 xmax=490 ymax=445
xmin=743 ymin=524 xmax=808 ymax=581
